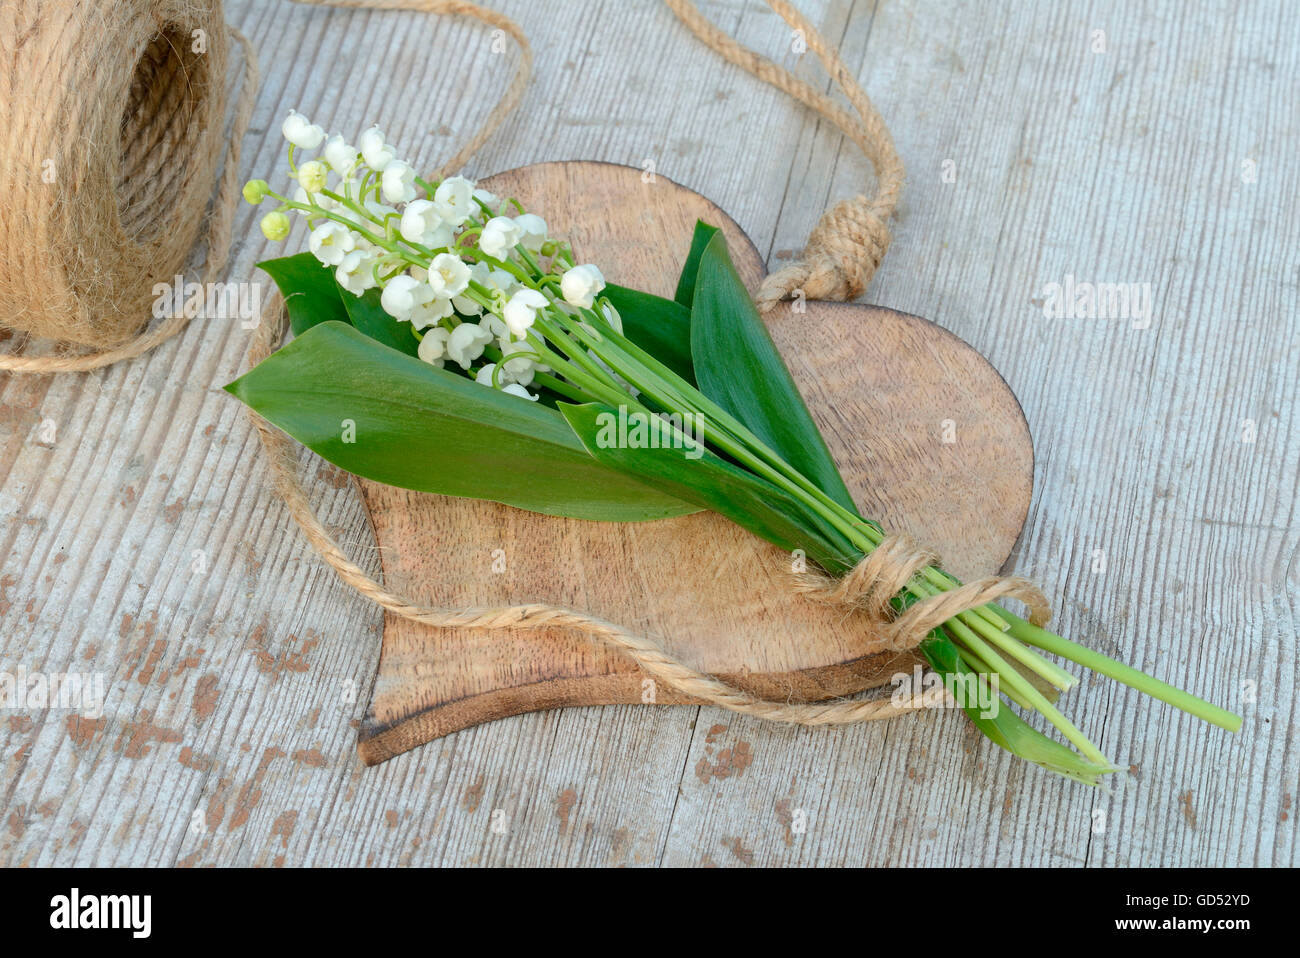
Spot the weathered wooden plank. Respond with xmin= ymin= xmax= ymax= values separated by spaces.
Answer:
xmin=0 ymin=0 xmax=1294 ymax=867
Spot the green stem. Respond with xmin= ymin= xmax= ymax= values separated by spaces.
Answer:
xmin=956 ymin=647 xmax=1035 ymax=711
xmin=963 ymin=612 xmax=1078 ymax=691
xmin=1002 ymin=612 xmax=1243 ymax=732
xmin=959 ymin=630 xmax=1110 ymax=764
xmin=479 ymin=345 xmax=594 ymax=404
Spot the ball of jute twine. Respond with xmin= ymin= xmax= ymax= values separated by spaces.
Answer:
xmin=246 ymin=0 xmax=1054 ymax=727
xmin=0 ymin=0 xmax=258 ymax=372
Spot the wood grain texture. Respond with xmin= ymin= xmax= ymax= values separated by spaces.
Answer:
xmin=356 ymin=160 xmax=1032 ymax=763
xmin=0 ymin=0 xmax=1294 ymax=867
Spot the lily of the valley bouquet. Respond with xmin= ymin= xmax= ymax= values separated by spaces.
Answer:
xmin=228 ymin=112 xmax=1240 ymax=784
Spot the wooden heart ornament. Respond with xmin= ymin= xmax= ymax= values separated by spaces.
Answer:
xmin=354 ymin=161 xmax=1034 ymax=765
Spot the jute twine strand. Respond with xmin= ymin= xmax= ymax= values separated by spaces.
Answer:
xmin=0 ymin=2 xmax=259 ymax=372
xmin=290 ymin=0 xmax=534 ymax=184
xmin=664 ymin=0 xmax=905 ymax=312
xmin=248 ymin=0 xmax=1053 ymax=726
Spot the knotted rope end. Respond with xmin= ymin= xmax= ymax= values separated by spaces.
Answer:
xmin=757 ymin=196 xmax=895 ymax=312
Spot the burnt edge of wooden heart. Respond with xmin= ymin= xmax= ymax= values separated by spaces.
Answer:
xmin=348 ymin=161 xmax=1036 ymax=765
xmin=355 ymin=642 xmax=923 ymax=765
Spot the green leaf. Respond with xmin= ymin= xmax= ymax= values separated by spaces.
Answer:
xmin=689 ymin=231 xmax=858 ymax=513
xmin=597 ymin=220 xmax=718 ymax=384
xmin=340 ymin=286 xmax=420 ymax=357
xmin=258 ymin=253 xmax=349 ymax=335
xmin=673 ymin=220 xmax=719 ymax=307
xmin=558 ymin=402 xmax=857 ymax=573
xmin=920 ymin=637 xmax=1119 ymax=786
xmin=225 ymin=322 xmax=701 ymax=522
xmin=603 ymin=284 xmax=695 ymax=385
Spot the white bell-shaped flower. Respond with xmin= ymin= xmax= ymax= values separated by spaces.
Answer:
xmin=513 ymin=213 xmax=548 ymax=252
xmin=502 ymin=288 xmax=549 ymax=337
xmin=282 ymin=110 xmax=325 ymax=150
xmin=561 ymin=264 xmax=605 ymax=309
xmin=472 ymin=188 xmax=502 ymax=214
xmin=433 ymin=176 xmax=476 ymax=226
xmin=400 ymin=200 xmax=445 ymax=247
xmin=358 ymin=125 xmax=396 ymax=171
xmin=474 ymin=364 xmax=536 ymax=400
xmin=381 ymin=160 xmax=418 ymax=204
xmin=446 ymin=322 xmax=494 ymax=370
xmin=323 ymin=135 xmax=359 ymax=174
xmin=452 ymin=261 xmax=493 ymax=316
xmin=479 ymin=216 xmax=523 ymax=259
xmin=409 ymin=296 xmax=454 ymax=330
xmin=501 ymin=383 xmax=538 ymax=401
xmin=336 ymin=248 xmax=380 ymax=295
xmin=308 ymin=222 xmax=356 ymax=266
xmin=500 ymin=339 xmax=539 ymax=386
xmin=380 ymin=274 xmax=429 ymax=321
xmin=418 ymin=327 xmax=450 ymax=366
xmin=426 ymin=252 xmax=471 ymax=298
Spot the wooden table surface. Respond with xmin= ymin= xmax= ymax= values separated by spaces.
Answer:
xmin=1 ymin=0 xmax=1295 ymax=867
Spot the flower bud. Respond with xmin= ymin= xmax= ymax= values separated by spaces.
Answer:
xmin=260 ymin=211 xmax=291 ymax=242
xmin=600 ymin=300 xmax=624 ymax=334
xmin=297 ymin=160 xmax=327 ymax=194
xmin=242 ymin=179 xmax=270 ymax=205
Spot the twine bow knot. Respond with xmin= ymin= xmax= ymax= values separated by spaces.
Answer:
xmin=793 ymin=534 xmax=1053 ymax=654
